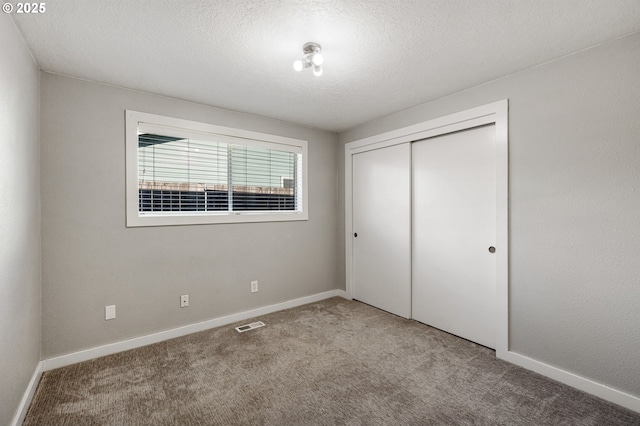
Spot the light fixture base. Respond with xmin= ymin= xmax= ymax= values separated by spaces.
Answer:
xmin=302 ymin=42 xmax=322 ymax=55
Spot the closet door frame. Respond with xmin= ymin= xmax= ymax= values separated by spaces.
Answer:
xmin=344 ymin=99 xmax=509 ymax=357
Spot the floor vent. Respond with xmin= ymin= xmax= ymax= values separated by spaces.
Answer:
xmin=235 ymin=321 xmax=265 ymax=333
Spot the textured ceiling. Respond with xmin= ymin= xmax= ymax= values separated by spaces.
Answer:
xmin=11 ymin=0 xmax=640 ymax=132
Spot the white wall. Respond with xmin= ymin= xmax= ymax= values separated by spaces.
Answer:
xmin=339 ymin=32 xmax=640 ymax=398
xmin=0 ymin=15 xmax=41 ymax=425
xmin=40 ymin=73 xmax=338 ymax=358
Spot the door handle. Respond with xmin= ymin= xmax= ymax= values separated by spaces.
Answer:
xmin=488 ymin=246 xmax=496 ymax=253
xmin=354 ymin=233 xmax=358 ymax=238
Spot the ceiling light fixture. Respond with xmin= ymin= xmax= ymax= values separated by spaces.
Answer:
xmin=293 ymin=42 xmax=324 ymax=76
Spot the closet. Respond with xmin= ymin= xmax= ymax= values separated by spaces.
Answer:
xmin=350 ymin=122 xmax=499 ymax=349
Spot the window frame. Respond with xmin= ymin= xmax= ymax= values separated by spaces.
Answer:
xmin=125 ymin=110 xmax=308 ymax=227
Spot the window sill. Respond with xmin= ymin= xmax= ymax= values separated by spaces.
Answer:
xmin=127 ymin=210 xmax=309 ymax=227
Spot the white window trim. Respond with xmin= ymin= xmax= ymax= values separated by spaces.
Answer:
xmin=125 ymin=110 xmax=309 ymax=227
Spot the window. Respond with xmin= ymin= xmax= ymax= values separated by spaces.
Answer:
xmin=126 ymin=111 xmax=308 ymax=226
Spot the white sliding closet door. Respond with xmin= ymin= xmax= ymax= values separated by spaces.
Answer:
xmin=412 ymin=125 xmax=497 ymax=348
xmin=352 ymin=143 xmax=411 ymax=318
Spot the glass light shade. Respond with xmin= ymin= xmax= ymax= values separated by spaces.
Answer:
xmin=313 ymin=65 xmax=323 ymax=77
xmin=311 ymin=52 xmax=324 ymax=66
xmin=293 ymin=60 xmax=303 ymax=72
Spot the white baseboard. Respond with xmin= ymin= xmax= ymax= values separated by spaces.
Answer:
xmin=499 ymin=350 xmax=640 ymax=413
xmin=44 ymin=289 xmax=345 ymax=371
xmin=11 ymin=361 xmax=43 ymax=426
xmin=336 ymin=289 xmax=350 ymax=299
xmin=25 ymin=292 xmax=640 ymax=417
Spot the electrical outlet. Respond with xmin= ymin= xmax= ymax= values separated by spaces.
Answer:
xmin=180 ymin=294 xmax=189 ymax=308
xmin=105 ymin=305 xmax=116 ymax=320
xmin=251 ymin=281 xmax=258 ymax=293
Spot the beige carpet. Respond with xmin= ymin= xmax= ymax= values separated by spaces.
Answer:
xmin=25 ymin=298 xmax=640 ymax=425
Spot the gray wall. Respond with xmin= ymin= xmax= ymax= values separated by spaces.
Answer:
xmin=40 ymin=73 xmax=338 ymax=358
xmin=0 ymin=15 xmax=41 ymax=425
xmin=339 ymin=32 xmax=640 ymax=397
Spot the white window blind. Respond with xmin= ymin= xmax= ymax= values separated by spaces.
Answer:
xmin=138 ymin=134 xmax=230 ymax=212
xmin=229 ymin=145 xmax=298 ymax=211
xmin=126 ymin=111 xmax=308 ymax=227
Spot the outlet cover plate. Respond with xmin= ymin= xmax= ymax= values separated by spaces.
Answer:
xmin=251 ymin=281 xmax=258 ymax=293
xmin=180 ymin=294 xmax=189 ymax=308
xmin=105 ymin=305 xmax=116 ymax=320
